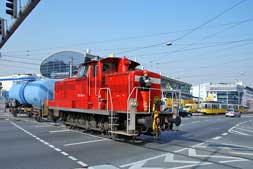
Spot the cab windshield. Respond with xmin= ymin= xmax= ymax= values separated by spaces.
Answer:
xmin=77 ymin=65 xmax=88 ymax=78
xmin=103 ymin=62 xmax=117 ymax=73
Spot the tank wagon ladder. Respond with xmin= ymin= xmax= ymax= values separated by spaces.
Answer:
xmin=98 ymin=88 xmax=118 ymax=136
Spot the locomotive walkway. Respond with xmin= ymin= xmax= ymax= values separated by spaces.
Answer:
xmin=1 ymin=109 xmax=253 ymax=169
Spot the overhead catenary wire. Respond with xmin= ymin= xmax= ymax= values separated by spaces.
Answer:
xmin=2 ymin=16 xmax=250 ymax=55
xmin=141 ymin=41 xmax=253 ymax=79
xmin=0 ymin=58 xmax=41 ymax=65
xmin=113 ymin=16 xmax=253 ymax=61
xmin=129 ymin=16 xmax=253 ymax=61
xmin=140 ymin=38 xmax=253 ymax=63
xmin=199 ymin=18 xmax=253 ymax=41
xmin=172 ymin=48 xmax=253 ymax=74
xmin=114 ymin=0 xmax=247 ymax=55
xmin=0 ymin=63 xmax=39 ymax=70
xmin=2 ymin=54 xmax=43 ymax=61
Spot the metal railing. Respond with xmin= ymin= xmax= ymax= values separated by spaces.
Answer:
xmin=126 ymin=87 xmax=182 ymax=134
xmin=98 ymin=88 xmax=114 ymax=132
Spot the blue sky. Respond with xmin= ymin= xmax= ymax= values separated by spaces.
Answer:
xmin=0 ymin=0 xmax=253 ymax=86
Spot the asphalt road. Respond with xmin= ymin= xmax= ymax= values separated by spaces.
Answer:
xmin=1 ymin=110 xmax=253 ymax=169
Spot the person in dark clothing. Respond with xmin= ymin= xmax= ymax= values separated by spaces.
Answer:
xmin=139 ymin=71 xmax=151 ymax=91
xmin=139 ymin=71 xmax=152 ymax=112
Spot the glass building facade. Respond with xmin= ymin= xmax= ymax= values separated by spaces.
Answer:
xmin=207 ymin=84 xmax=244 ymax=104
xmin=161 ymin=76 xmax=191 ymax=93
xmin=161 ymin=76 xmax=192 ymax=100
xmin=40 ymin=51 xmax=84 ymax=79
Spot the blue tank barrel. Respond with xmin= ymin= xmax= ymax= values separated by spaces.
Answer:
xmin=9 ymin=79 xmax=55 ymax=106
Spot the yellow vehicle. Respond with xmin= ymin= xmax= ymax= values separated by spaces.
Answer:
xmin=198 ymin=102 xmax=227 ymax=115
xmin=183 ymin=103 xmax=198 ymax=113
xmin=227 ymin=104 xmax=247 ymax=113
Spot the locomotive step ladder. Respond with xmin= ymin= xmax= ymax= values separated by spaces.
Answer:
xmin=99 ymin=88 xmax=138 ymax=138
xmin=98 ymin=88 xmax=119 ymax=135
xmin=109 ymin=88 xmax=139 ymax=138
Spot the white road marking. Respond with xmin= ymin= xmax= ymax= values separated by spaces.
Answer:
xmin=7 ymin=119 xmax=88 ymax=168
xmin=230 ymin=129 xmax=249 ymax=136
xmin=68 ymin=156 xmax=78 ymax=161
xmin=64 ymin=138 xmax=109 ymax=147
xmin=206 ymin=140 xmax=253 ymax=150
xmin=192 ymin=142 xmax=205 ymax=148
xmin=9 ymin=116 xmax=106 ymax=140
xmin=174 ymin=148 xmax=188 ymax=153
xmin=120 ymin=153 xmax=169 ymax=168
xmin=54 ymin=148 xmax=62 ymax=152
xmin=230 ymin=151 xmax=253 ymax=156
xmin=49 ymin=144 xmax=55 ymax=148
xmin=34 ymin=125 xmax=50 ymax=128
xmin=44 ymin=142 xmax=50 ymax=145
xmin=188 ymin=148 xmax=246 ymax=160
xmin=221 ymin=133 xmax=228 ymax=136
xmin=120 ymin=136 xmax=252 ymax=169
xmin=236 ymin=127 xmax=253 ymax=133
xmin=70 ymin=130 xmax=107 ymax=140
xmin=120 ymin=142 xmax=209 ymax=168
xmin=61 ymin=152 xmax=69 ymax=156
xmin=228 ymin=120 xmax=253 ymax=136
xmin=164 ymin=152 xmax=211 ymax=164
xmin=167 ymin=163 xmax=212 ymax=169
xmin=49 ymin=129 xmax=70 ymax=133
xmin=212 ymin=136 xmax=222 ymax=140
xmin=77 ymin=161 xmax=88 ymax=167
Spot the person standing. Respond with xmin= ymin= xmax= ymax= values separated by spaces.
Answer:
xmin=139 ymin=71 xmax=151 ymax=112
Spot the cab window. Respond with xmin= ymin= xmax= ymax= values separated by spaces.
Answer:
xmin=103 ymin=62 xmax=117 ymax=73
xmin=78 ymin=65 xmax=88 ymax=78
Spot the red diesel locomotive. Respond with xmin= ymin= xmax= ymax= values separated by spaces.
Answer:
xmin=48 ymin=56 xmax=178 ymax=138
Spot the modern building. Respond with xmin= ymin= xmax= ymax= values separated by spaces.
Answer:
xmin=191 ymin=82 xmax=253 ymax=111
xmin=40 ymin=51 xmax=85 ymax=79
xmin=191 ymin=83 xmax=209 ymax=102
xmin=161 ymin=76 xmax=193 ymax=102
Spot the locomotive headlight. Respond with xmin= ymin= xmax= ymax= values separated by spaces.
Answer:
xmin=130 ymin=99 xmax=138 ymax=107
xmin=129 ymin=98 xmax=138 ymax=112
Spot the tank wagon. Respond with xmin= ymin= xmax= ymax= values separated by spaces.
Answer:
xmin=9 ymin=79 xmax=55 ymax=119
xmin=48 ymin=56 xmax=180 ymax=138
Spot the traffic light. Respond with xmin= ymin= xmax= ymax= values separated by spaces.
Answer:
xmin=6 ymin=0 xmax=18 ymax=18
xmin=0 ymin=19 xmax=5 ymax=38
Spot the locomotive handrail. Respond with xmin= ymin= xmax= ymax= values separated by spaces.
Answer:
xmin=98 ymin=87 xmax=114 ymax=133
xmin=98 ymin=88 xmax=113 ymax=112
xmin=126 ymin=87 xmax=182 ymax=134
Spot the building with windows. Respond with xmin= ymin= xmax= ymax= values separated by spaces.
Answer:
xmin=191 ymin=83 xmax=209 ymax=102
xmin=191 ymin=82 xmax=253 ymax=111
xmin=161 ymin=76 xmax=193 ymax=104
xmin=161 ymin=76 xmax=191 ymax=93
xmin=40 ymin=51 xmax=85 ymax=79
